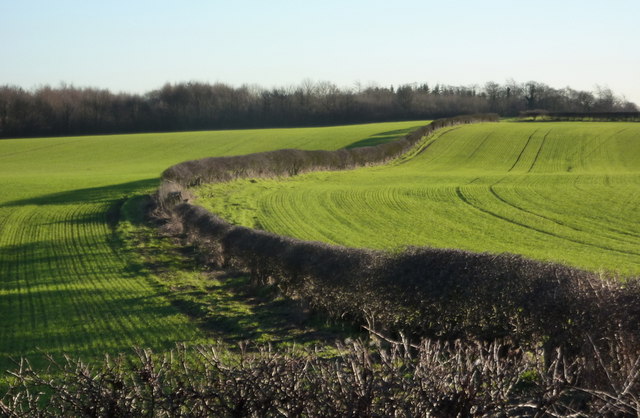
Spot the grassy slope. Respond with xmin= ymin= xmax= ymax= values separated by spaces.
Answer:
xmin=196 ymin=122 xmax=640 ymax=276
xmin=0 ymin=121 xmax=425 ymax=371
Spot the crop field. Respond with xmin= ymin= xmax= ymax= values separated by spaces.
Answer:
xmin=196 ymin=122 xmax=640 ymax=276
xmin=0 ymin=120 xmax=425 ymax=371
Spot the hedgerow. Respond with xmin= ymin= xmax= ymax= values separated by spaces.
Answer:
xmin=160 ymin=114 xmax=499 ymax=188
xmin=7 ymin=114 xmax=639 ymax=415
xmin=3 ymin=336 xmax=639 ymax=416
xmin=156 ymin=114 xmax=640 ymax=354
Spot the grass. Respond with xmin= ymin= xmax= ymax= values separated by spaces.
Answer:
xmin=0 ymin=120 xmax=425 ymax=373
xmin=195 ymin=122 xmax=640 ymax=276
xmin=119 ymin=195 xmax=360 ymax=347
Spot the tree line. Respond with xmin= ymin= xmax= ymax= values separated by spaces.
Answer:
xmin=0 ymin=80 xmax=636 ymax=138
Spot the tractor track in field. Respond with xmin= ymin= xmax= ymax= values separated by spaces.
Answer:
xmin=466 ymin=132 xmax=493 ymax=161
xmin=411 ymin=126 xmax=461 ymax=158
xmin=454 ymin=186 xmax=640 ymax=258
xmin=196 ymin=122 xmax=640 ymax=275
xmin=527 ymin=129 xmax=552 ymax=173
xmin=487 ymin=185 xmax=640 ymax=246
xmin=508 ymin=129 xmax=539 ymax=172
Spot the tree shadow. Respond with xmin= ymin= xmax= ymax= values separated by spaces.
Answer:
xmin=344 ymin=126 xmax=422 ymax=149
xmin=0 ymin=239 xmax=199 ymax=371
xmin=0 ymin=178 xmax=159 ymax=207
xmin=0 ymin=239 xmax=143 ymax=289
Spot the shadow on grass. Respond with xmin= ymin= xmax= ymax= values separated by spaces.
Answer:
xmin=195 ymin=273 xmax=355 ymax=344
xmin=0 ymin=178 xmax=159 ymax=207
xmin=0 ymin=235 xmax=159 ymax=290
xmin=120 ymin=197 xmax=361 ymax=346
xmin=345 ymin=126 xmax=422 ymax=149
xmin=0 ymin=249 xmax=196 ymax=372
xmin=140 ymin=240 xmax=358 ymax=345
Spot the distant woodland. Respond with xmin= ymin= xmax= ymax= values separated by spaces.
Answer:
xmin=0 ymin=80 xmax=637 ymax=138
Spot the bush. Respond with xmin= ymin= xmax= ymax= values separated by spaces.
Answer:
xmin=4 ymin=336 xmax=639 ymax=416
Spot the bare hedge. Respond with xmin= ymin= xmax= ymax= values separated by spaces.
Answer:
xmin=156 ymin=114 xmax=640 ymax=354
xmin=4 ymin=115 xmax=640 ymax=416
xmin=161 ymin=114 xmax=499 ymax=187
xmin=4 ymin=337 xmax=639 ymax=417
xmin=545 ymin=112 xmax=640 ymax=121
xmin=170 ymin=204 xmax=640 ymax=353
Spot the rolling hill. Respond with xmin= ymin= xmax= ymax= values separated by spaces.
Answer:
xmin=0 ymin=120 xmax=425 ymax=370
xmin=196 ymin=122 xmax=640 ymax=275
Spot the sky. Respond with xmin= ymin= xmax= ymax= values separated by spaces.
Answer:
xmin=1 ymin=0 xmax=639 ymax=104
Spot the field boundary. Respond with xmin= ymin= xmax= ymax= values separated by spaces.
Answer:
xmin=519 ymin=110 xmax=640 ymax=122
xmin=160 ymin=114 xmax=499 ymax=188
xmin=153 ymin=115 xmax=640 ymax=350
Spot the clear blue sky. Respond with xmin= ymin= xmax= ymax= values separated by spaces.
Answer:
xmin=2 ymin=0 xmax=639 ymax=104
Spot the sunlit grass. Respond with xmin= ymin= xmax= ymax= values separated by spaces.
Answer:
xmin=196 ymin=122 xmax=640 ymax=276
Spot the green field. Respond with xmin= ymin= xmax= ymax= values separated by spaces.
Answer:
xmin=196 ymin=122 xmax=640 ymax=276
xmin=0 ymin=121 xmax=425 ymax=371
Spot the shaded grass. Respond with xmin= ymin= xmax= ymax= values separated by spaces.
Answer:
xmin=344 ymin=125 xmax=423 ymax=149
xmin=119 ymin=195 xmax=359 ymax=347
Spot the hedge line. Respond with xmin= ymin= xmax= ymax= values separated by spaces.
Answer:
xmin=156 ymin=114 xmax=640 ymax=353
xmin=547 ymin=112 xmax=640 ymax=121
xmin=5 ymin=338 xmax=639 ymax=416
xmin=519 ymin=110 xmax=640 ymax=122
xmin=160 ymin=114 xmax=499 ymax=187
xmin=170 ymin=204 xmax=640 ymax=351
xmin=5 ymin=115 xmax=640 ymax=416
